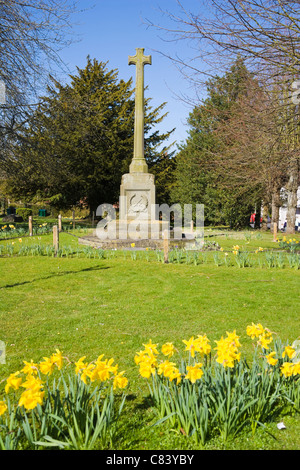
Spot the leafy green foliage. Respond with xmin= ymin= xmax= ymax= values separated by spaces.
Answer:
xmin=6 ymin=57 xmax=174 ymax=212
xmin=171 ymin=58 xmax=263 ymax=228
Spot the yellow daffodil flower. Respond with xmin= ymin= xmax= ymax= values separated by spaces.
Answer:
xmin=194 ymin=334 xmax=211 ymax=356
xmin=281 ymin=362 xmax=294 ymax=378
xmin=161 ymin=342 xmax=176 ymax=357
xmin=143 ymin=339 xmax=159 ymax=356
xmin=266 ymin=351 xmax=278 ymax=366
xmin=185 ymin=363 xmax=203 ymax=383
xmin=74 ymin=356 xmax=88 ymax=374
xmin=182 ymin=337 xmax=198 ymax=358
xmin=21 ymin=374 xmax=43 ymax=392
xmin=39 ymin=357 xmax=55 ymax=376
xmin=139 ymin=360 xmax=156 ymax=379
xmin=113 ymin=371 xmax=128 ymax=390
xmin=282 ymin=346 xmax=296 ymax=360
xmin=0 ymin=401 xmax=7 ymax=416
xmin=50 ymin=349 xmax=63 ymax=370
xmin=21 ymin=360 xmax=38 ymax=376
xmin=5 ymin=372 xmax=23 ymax=393
xmin=18 ymin=389 xmax=45 ymax=411
xmin=246 ymin=323 xmax=265 ymax=339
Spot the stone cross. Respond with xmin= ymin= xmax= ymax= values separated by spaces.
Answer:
xmin=128 ymin=48 xmax=151 ymax=173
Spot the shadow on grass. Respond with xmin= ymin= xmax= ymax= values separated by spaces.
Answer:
xmin=0 ymin=265 xmax=111 ymax=290
xmin=113 ymin=393 xmax=159 ymax=450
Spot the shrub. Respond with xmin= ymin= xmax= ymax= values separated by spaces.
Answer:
xmin=16 ymin=208 xmax=33 ymax=220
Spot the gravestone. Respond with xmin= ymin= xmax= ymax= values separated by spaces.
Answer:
xmin=119 ymin=48 xmax=156 ymax=232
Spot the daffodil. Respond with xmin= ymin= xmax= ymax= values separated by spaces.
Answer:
xmin=292 ymin=362 xmax=300 ymax=375
xmin=257 ymin=330 xmax=273 ymax=350
xmin=21 ymin=360 xmax=38 ymax=376
xmin=94 ymin=357 xmax=117 ymax=381
xmin=143 ymin=339 xmax=159 ymax=356
xmin=139 ymin=360 xmax=156 ymax=379
xmin=134 ymin=350 xmax=148 ymax=365
xmin=74 ymin=356 xmax=88 ymax=374
xmin=21 ymin=374 xmax=43 ymax=392
xmin=168 ymin=367 xmax=182 ymax=384
xmin=194 ymin=334 xmax=211 ymax=356
xmin=282 ymin=345 xmax=296 ymax=360
xmin=185 ymin=363 xmax=203 ymax=383
xmin=80 ymin=363 xmax=96 ymax=384
xmin=113 ymin=371 xmax=128 ymax=390
xmin=214 ymin=331 xmax=241 ymax=368
xmin=50 ymin=349 xmax=63 ymax=370
xmin=246 ymin=323 xmax=265 ymax=339
xmin=182 ymin=337 xmax=197 ymax=358
xmin=266 ymin=351 xmax=278 ymax=366
xmin=39 ymin=356 xmax=55 ymax=375
xmin=0 ymin=401 xmax=7 ymax=416
xmin=161 ymin=342 xmax=176 ymax=357
xmin=157 ymin=360 xmax=177 ymax=377
xmin=281 ymin=362 xmax=294 ymax=378
xmin=5 ymin=372 xmax=23 ymax=393
xmin=18 ymin=389 xmax=45 ymax=411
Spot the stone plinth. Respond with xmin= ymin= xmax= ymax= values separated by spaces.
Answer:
xmin=119 ymin=172 xmax=156 ymax=222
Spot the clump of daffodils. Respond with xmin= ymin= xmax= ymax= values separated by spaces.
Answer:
xmin=246 ymin=323 xmax=300 ymax=378
xmin=1 ymin=350 xmax=128 ymax=415
xmin=246 ymin=322 xmax=273 ymax=350
xmin=136 ymin=325 xmax=300 ymax=385
xmin=232 ymin=245 xmax=240 ymax=255
xmin=135 ymin=340 xmax=182 ymax=383
xmin=75 ymin=354 xmax=128 ymax=390
xmin=135 ymin=335 xmax=212 ymax=384
xmin=214 ymin=330 xmax=241 ymax=368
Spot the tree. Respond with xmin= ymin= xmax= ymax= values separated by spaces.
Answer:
xmin=5 ymin=58 xmax=174 ymax=213
xmin=0 ymin=0 xmax=79 ymax=205
xmin=0 ymin=0 xmax=78 ymax=103
xmin=171 ymin=58 xmax=262 ymax=228
xmin=149 ymin=0 xmax=300 ymax=232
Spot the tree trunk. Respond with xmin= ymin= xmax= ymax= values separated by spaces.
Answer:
xmin=261 ymin=201 xmax=270 ymax=231
xmin=254 ymin=201 xmax=261 ymax=229
xmin=285 ymin=157 xmax=299 ymax=234
xmin=271 ymin=185 xmax=281 ymax=232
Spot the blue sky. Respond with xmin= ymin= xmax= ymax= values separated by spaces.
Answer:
xmin=58 ymin=0 xmax=208 ymax=151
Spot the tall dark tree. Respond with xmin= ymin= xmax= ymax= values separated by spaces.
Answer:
xmin=5 ymin=58 xmax=174 ymax=213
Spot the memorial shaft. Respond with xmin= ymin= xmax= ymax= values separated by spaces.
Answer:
xmin=128 ymin=48 xmax=151 ymax=173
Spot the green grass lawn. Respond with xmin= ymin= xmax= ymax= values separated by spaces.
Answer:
xmin=0 ymin=230 xmax=299 ymax=450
